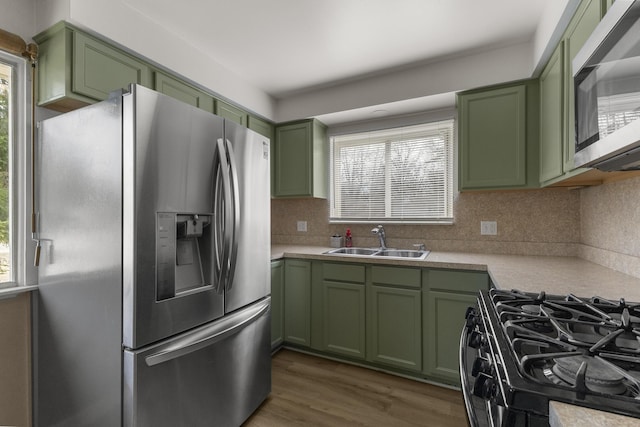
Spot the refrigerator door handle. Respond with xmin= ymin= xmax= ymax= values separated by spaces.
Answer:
xmin=213 ymin=138 xmax=233 ymax=293
xmin=223 ymin=138 xmax=240 ymax=292
xmin=144 ymin=297 xmax=270 ymax=367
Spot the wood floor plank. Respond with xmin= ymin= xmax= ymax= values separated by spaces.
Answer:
xmin=244 ymin=349 xmax=468 ymax=427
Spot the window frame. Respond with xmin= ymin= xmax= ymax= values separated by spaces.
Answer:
xmin=329 ymin=119 xmax=455 ymax=225
xmin=0 ymin=49 xmax=35 ymax=290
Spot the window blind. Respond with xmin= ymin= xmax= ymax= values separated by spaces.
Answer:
xmin=330 ymin=120 xmax=454 ymax=223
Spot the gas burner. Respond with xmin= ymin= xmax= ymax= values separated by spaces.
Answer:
xmin=552 ymin=355 xmax=627 ymax=395
xmin=522 ymin=304 xmax=541 ymax=315
xmin=466 ymin=289 xmax=640 ymax=424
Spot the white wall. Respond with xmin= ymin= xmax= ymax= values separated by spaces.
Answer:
xmin=2 ymin=0 xmax=36 ymax=41
xmin=275 ymin=41 xmax=534 ymax=122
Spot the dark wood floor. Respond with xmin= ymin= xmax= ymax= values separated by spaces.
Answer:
xmin=244 ymin=349 xmax=468 ymax=427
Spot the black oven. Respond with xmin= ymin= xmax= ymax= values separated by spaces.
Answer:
xmin=460 ymin=289 xmax=640 ymax=427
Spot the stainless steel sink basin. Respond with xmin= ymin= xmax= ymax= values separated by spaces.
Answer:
xmin=374 ymin=249 xmax=430 ymax=260
xmin=324 ymin=247 xmax=380 ymax=255
xmin=323 ymin=247 xmax=429 ymax=260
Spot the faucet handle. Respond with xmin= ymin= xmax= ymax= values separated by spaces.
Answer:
xmin=413 ymin=243 xmax=426 ymax=251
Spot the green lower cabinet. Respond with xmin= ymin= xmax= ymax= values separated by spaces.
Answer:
xmin=423 ymin=290 xmax=477 ymax=384
xmin=367 ymin=285 xmax=422 ymax=372
xmin=154 ymin=71 xmax=214 ymax=113
xmin=271 ymin=260 xmax=284 ymax=349
xmin=320 ymin=281 xmax=366 ymax=359
xmin=422 ymin=269 xmax=489 ymax=386
xmin=283 ymin=259 xmax=311 ymax=346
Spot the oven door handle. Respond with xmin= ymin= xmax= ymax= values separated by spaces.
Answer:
xmin=460 ymin=322 xmax=481 ymax=427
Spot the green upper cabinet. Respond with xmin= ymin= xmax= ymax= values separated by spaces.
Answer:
xmin=422 ymin=269 xmax=489 ymax=386
xmin=273 ymin=119 xmax=328 ymax=198
xmin=539 ymin=0 xmax=606 ymax=187
xmin=562 ymin=0 xmax=604 ymax=173
xmin=539 ymin=42 xmax=565 ymax=184
xmin=248 ymin=115 xmax=274 ymax=140
xmin=458 ymin=79 xmax=539 ymax=191
xmin=34 ymin=22 xmax=152 ymax=112
xmin=216 ymin=100 xmax=248 ymax=126
xmin=153 ymin=71 xmax=214 ymax=113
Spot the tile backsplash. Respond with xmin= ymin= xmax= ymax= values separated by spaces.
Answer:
xmin=272 ymin=176 xmax=640 ymax=278
xmin=578 ymin=175 xmax=640 ymax=278
xmin=271 ymin=187 xmax=581 ymax=257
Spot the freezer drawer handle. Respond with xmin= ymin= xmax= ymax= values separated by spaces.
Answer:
xmin=144 ymin=298 xmax=270 ymax=367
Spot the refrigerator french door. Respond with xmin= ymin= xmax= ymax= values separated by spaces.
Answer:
xmin=34 ymin=84 xmax=271 ymax=427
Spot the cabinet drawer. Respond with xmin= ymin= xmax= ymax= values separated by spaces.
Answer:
xmin=323 ymin=263 xmax=365 ymax=283
xmin=425 ymin=269 xmax=489 ymax=293
xmin=371 ymin=266 xmax=421 ymax=289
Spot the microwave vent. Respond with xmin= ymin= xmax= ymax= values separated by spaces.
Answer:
xmin=592 ymin=144 xmax=640 ymax=171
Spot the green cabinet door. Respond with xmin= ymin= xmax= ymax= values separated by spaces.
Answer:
xmin=73 ymin=31 xmax=152 ymax=102
xmin=563 ymin=0 xmax=604 ymax=173
xmin=273 ymin=119 xmax=328 ymax=198
xmin=367 ymin=285 xmax=422 ymax=372
xmin=539 ymin=42 xmax=565 ymax=184
xmin=34 ymin=22 xmax=152 ymax=111
xmin=422 ymin=269 xmax=489 ymax=385
xmin=154 ymin=71 xmax=214 ymax=112
xmin=424 ymin=290 xmax=477 ymax=385
xmin=321 ymin=280 xmax=366 ymax=359
xmin=271 ymin=260 xmax=284 ymax=349
xmin=283 ymin=259 xmax=311 ymax=346
xmin=459 ymin=83 xmax=535 ymax=190
xmin=248 ymin=115 xmax=274 ymax=139
xmin=216 ymin=100 xmax=248 ymax=126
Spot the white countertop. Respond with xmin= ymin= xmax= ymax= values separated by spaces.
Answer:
xmin=271 ymin=244 xmax=640 ymax=426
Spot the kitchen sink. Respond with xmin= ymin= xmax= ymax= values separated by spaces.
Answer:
xmin=375 ymin=249 xmax=430 ymax=259
xmin=324 ymin=247 xmax=380 ymax=255
xmin=323 ymin=247 xmax=430 ymax=260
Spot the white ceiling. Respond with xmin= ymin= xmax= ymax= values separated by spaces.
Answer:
xmin=121 ymin=0 xmax=557 ymax=124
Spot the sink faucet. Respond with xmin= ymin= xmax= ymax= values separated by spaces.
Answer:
xmin=371 ymin=225 xmax=387 ymax=249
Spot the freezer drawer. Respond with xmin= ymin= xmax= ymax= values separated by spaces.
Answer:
xmin=123 ymin=297 xmax=271 ymax=427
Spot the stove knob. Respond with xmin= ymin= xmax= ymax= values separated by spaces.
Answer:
xmin=471 ymin=357 xmax=491 ymax=377
xmin=465 ymin=307 xmax=478 ymax=330
xmin=472 ymin=373 xmax=497 ymax=400
xmin=469 ymin=331 xmax=484 ymax=349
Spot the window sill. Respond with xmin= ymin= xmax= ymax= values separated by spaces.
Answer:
xmin=329 ymin=219 xmax=455 ymax=225
xmin=0 ymin=285 xmax=38 ymax=300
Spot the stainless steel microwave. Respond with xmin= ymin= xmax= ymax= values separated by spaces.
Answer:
xmin=573 ymin=0 xmax=640 ymax=171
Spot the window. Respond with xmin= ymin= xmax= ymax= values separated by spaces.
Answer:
xmin=329 ymin=120 xmax=454 ymax=223
xmin=0 ymin=49 xmax=29 ymax=288
xmin=0 ymin=59 xmax=12 ymax=283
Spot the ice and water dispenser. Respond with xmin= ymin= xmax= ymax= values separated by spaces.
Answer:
xmin=156 ymin=212 xmax=214 ymax=300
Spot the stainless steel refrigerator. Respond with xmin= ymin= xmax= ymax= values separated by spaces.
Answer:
xmin=33 ymin=84 xmax=271 ymax=426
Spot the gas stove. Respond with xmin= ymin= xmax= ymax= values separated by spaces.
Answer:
xmin=460 ymin=288 xmax=640 ymax=427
